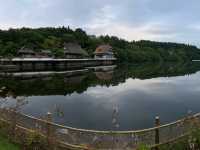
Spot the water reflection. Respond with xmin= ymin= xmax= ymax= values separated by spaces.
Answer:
xmin=0 ymin=62 xmax=200 ymax=130
xmin=94 ymin=65 xmax=115 ymax=81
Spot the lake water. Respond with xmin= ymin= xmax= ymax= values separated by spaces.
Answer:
xmin=1 ymin=62 xmax=200 ymax=131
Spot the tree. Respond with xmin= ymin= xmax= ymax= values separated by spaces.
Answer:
xmin=0 ymin=27 xmax=200 ymax=62
xmin=62 ymin=34 xmax=76 ymax=43
xmin=74 ymin=28 xmax=88 ymax=47
xmin=42 ymin=36 xmax=61 ymax=49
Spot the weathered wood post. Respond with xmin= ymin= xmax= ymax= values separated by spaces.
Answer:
xmin=155 ymin=116 xmax=160 ymax=150
xmin=46 ymin=112 xmax=53 ymax=147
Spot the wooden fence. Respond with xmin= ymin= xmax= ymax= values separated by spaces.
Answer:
xmin=0 ymin=108 xmax=199 ymax=150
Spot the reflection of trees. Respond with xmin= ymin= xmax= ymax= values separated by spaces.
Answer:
xmin=0 ymin=87 xmax=28 ymax=111
xmin=0 ymin=62 xmax=200 ymax=96
xmin=112 ymin=62 xmax=200 ymax=82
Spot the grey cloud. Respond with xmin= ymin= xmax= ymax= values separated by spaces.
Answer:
xmin=0 ymin=0 xmax=200 ymax=46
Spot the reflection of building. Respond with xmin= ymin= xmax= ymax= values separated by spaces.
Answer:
xmin=63 ymin=43 xmax=89 ymax=59
xmin=18 ymin=47 xmax=35 ymax=58
xmin=64 ymin=69 xmax=88 ymax=84
xmin=94 ymin=65 xmax=116 ymax=80
xmin=95 ymin=72 xmax=113 ymax=80
xmin=94 ymin=45 xmax=115 ymax=59
xmin=64 ymin=75 xmax=87 ymax=85
xmin=0 ymin=69 xmax=89 ymax=96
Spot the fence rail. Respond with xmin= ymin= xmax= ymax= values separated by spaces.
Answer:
xmin=0 ymin=108 xmax=199 ymax=150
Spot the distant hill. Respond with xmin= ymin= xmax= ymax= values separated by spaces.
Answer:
xmin=0 ymin=27 xmax=200 ymax=62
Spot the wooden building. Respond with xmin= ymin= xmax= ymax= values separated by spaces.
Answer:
xmin=37 ymin=50 xmax=52 ymax=58
xmin=63 ymin=43 xmax=89 ymax=59
xmin=94 ymin=45 xmax=115 ymax=59
xmin=17 ymin=47 xmax=36 ymax=58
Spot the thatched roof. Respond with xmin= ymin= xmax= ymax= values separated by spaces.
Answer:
xmin=94 ymin=45 xmax=113 ymax=54
xmin=40 ymin=50 xmax=52 ymax=54
xmin=63 ymin=43 xmax=88 ymax=56
xmin=18 ymin=47 xmax=35 ymax=54
xmin=37 ymin=50 xmax=52 ymax=57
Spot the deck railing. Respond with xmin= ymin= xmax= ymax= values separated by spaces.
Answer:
xmin=0 ymin=108 xmax=199 ymax=149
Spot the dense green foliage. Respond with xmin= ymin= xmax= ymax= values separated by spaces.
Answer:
xmin=0 ymin=27 xmax=200 ymax=62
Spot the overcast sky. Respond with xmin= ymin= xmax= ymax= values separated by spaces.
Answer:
xmin=0 ymin=0 xmax=200 ymax=46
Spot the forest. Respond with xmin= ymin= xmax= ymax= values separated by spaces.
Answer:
xmin=0 ymin=26 xmax=200 ymax=62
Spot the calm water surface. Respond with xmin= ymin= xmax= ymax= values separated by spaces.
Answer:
xmin=1 ymin=62 xmax=200 ymax=130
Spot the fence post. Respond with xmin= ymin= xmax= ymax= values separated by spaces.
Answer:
xmin=155 ymin=116 xmax=160 ymax=150
xmin=46 ymin=112 xmax=53 ymax=147
xmin=10 ymin=109 xmax=17 ymax=137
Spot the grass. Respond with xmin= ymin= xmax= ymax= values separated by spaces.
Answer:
xmin=0 ymin=135 xmax=21 ymax=150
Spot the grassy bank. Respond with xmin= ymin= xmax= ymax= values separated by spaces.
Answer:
xmin=138 ymin=129 xmax=200 ymax=150
xmin=0 ymin=135 xmax=20 ymax=150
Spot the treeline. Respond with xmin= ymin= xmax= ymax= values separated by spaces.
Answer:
xmin=0 ymin=26 xmax=200 ymax=62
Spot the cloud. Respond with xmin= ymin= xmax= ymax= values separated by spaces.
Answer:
xmin=0 ymin=0 xmax=200 ymax=46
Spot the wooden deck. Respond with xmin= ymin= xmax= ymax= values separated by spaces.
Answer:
xmin=0 ymin=58 xmax=116 ymax=71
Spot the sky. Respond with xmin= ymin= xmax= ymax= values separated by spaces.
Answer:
xmin=0 ymin=0 xmax=200 ymax=46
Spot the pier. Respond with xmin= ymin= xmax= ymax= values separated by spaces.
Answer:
xmin=0 ymin=58 xmax=116 ymax=71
